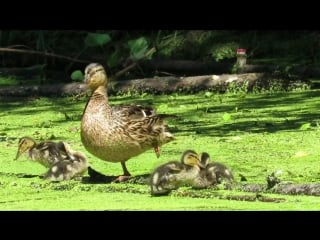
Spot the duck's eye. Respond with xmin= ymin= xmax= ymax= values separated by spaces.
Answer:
xmin=94 ymin=68 xmax=104 ymax=74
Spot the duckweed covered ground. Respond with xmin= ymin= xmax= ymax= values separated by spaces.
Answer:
xmin=1 ymin=89 xmax=320 ymax=210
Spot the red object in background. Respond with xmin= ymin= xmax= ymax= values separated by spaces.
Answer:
xmin=237 ymin=48 xmax=247 ymax=55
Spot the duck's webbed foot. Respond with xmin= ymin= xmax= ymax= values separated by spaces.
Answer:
xmin=112 ymin=161 xmax=132 ymax=182
xmin=113 ymin=175 xmax=131 ymax=183
xmin=154 ymin=146 xmax=160 ymax=158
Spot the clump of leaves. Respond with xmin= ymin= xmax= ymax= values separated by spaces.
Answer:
xmin=71 ymin=34 xmax=153 ymax=81
xmin=211 ymin=42 xmax=238 ymax=62
xmin=128 ymin=37 xmax=150 ymax=61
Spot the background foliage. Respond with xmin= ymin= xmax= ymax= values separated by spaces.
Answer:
xmin=1 ymin=30 xmax=319 ymax=83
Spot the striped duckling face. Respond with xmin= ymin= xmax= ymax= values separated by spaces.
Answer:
xmin=15 ymin=137 xmax=36 ymax=160
xmin=198 ymin=151 xmax=234 ymax=185
xmin=181 ymin=150 xmax=206 ymax=169
xmin=15 ymin=137 xmax=76 ymax=168
xmin=199 ymin=152 xmax=210 ymax=168
xmin=84 ymin=63 xmax=108 ymax=90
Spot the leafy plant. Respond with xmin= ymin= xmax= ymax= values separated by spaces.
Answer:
xmin=211 ymin=42 xmax=238 ymax=62
xmin=128 ymin=37 xmax=149 ymax=61
xmin=84 ymin=33 xmax=111 ymax=47
xmin=107 ymin=50 xmax=123 ymax=69
xmin=71 ymin=35 xmax=154 ymax=80
xmin=70 ymin=70 xmax=84 ymax=82
xmin=226 ymin=79 xmax=249 ymax=95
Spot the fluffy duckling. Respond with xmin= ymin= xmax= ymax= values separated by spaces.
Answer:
xmin=193 ymin=152 xmax=234 ymax=189
xmin=15 ymin=136 xmax=69 ymax=168
xmin=43 ymin=148 xmax=89 ymax=181
xmin=150 ymin=161 xmax=185 ymax=196
xmin=209 ymin=162 xmax=234 ymax=184
xmin=150 ymin=150 xmax=205 ymax=196
xmin=81 ymin=63 xmax=175 ymax=182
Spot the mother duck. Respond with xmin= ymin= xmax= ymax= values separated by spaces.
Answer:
xmin=81 ymin=63 xmax=175 ymax=182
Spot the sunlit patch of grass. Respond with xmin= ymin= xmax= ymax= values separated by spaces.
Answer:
xmin=1 ymin=90 xmax=320 ymax=209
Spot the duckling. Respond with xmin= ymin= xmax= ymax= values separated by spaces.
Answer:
xmin=150 ymin=150 xmax=205 ymax=196
xmin=170 ymin=150 xmax=206 ymax=185
xmin=43 ymin=149 xmax=89 ymax=181
xmin=209 ymin=162 xmax=234 ymax=184
xmin=15 ymin=136 xmax=69 ymax=168
xmin=150 ymin=161 xmax=185 ymax=196
xmin=191 ymin=152 xmax=217 ymax=189
xmin=192 ymin=152 xmax=234 ymax=189
xmin=81 ymin=63 xmax=175 ymax=182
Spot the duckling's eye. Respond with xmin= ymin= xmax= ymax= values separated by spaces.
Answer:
xmin=93 ymin=68 xmax=104 ymax=74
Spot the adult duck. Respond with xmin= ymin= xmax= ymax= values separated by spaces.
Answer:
xmin=81 ymin=63 xmax=175 ymax=182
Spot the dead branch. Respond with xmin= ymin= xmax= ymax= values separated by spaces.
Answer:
xmin=112 ymin=47 xmax=156 ymax=80
xmin=0 ymin=47 xmax=91 ymax=64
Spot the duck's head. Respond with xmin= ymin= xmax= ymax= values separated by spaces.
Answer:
xmin=181 ymin=150 xmax=206 ymax=168
xmin=84 ymin=63 xmax=108 ymax=90
xmin=200 ymin=152 xmax=210 ymax=168
xmin=15 ymin=137 xmax=36 ymax=160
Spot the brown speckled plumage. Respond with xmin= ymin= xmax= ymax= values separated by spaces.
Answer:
xmin=16 ymin=137 xmax=89 ymax=181
xmin=44 ymin=148 xmax=89 ymax=181
xmin=150 ymin=150 xmax=204 ymax=196
xmin=192 ymin=152 xmax=234 ymax=189
xmin=81 ymin=63 xmax=175 ymax=178
xmin=15 ymin=137 xmax=69 ymax=168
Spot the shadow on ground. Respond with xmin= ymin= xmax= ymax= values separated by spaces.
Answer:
xmin=82 ymin=167 xmax=150 ymax=184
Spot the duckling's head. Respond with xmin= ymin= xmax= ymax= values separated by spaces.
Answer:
xmin=200 ymin=152 xmax=210 ymax=168
xmin=181 ymin=150 xmax=206 ymax=168
xmin=15 ymin=137 xmax=36 ymax=160
xmin=84 ymin=63 xmax=108 ymax=90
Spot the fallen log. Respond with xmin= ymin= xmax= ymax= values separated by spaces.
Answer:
xmin=142 ymin=59 xmax=320 ymax=78
xmin=0 ymin=73 xmax=269 ymax=97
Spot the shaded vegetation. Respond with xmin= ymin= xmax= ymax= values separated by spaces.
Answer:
xmin=1 ymin=31 xmax=320 ymax=83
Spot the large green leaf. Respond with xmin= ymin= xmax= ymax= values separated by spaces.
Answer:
xmin=128 ymin=37 xmax=149 ymax=60
xmin=85 ymin=33 xmax=111 ymax=47
xmin=107 ymin=50 xmax=122 ymax=68
xmin=70 ymin=70 xmax=84 ymax=81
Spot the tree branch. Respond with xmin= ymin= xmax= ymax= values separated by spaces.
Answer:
xmin=0 ymin=47 xmax=91 ymax=64
xmin=113 ymin=47 xmax=156 ymax=80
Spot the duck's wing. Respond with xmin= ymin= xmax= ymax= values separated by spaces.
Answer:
xmin=113 ymin=104 xmax=178 ymax=120
xmin=113 ymin=104 xmax=156 ymax=120
xmin=166 ymin=161 xmax=185 ymax=173
xmin=35 ymin=141 xmax=65 ymax=160
xmin=55 ymin=141 xmax=75 ymax=160
xmin=208 ymin=162 xmax=234 ymax=182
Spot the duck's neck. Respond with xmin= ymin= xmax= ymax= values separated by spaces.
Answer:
xmin=82 ymin=85 xmax=109 ymax=115
xmin=94 ymin=85 xmax=109 ymax=104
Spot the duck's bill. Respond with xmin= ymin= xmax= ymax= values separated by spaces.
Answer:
xmin=14 ymin=150 xmax=22 ymax=160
